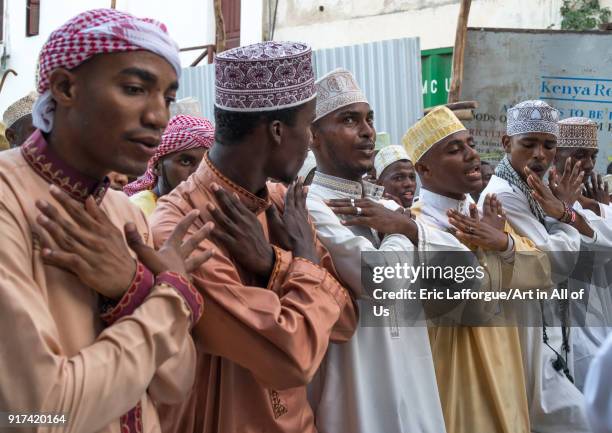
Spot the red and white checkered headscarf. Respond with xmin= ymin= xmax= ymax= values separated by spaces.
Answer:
xmin=32 ymin=8 xmax=181 ymax=132
xmin=124 ymin=115 xmax=215 ymax=196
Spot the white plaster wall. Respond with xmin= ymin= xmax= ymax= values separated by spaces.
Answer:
xmin=273 ymin=0 xmax=612 ymax=50
xmin=1 ymin=0 xmax=214 ymax=113
xmin=240 ymin=0 xmax=264 ymax=45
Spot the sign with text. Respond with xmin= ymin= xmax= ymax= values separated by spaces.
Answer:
xmin=462 ymin=28 xmax=612 ymax=170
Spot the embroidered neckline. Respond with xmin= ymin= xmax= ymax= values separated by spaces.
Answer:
xmin=311 ymin=171 xmax=385 ymax=200
xmin=21 ymin=130 xmax=110 ymax=204
xmin=197 ymin=152 xmax=271 ymax=214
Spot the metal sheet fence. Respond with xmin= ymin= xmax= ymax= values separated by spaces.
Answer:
xmin=177 ymin=37 xmax=424 ymax=145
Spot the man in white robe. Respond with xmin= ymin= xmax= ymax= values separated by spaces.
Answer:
xmin=584 ymin=332 xmax=612 ymax=433
xmin=553 ymin=117 xmax=612 ymax=391
xmin=480 ymin=100 xmax=594 ymax=433
xmin=305 ymin=68 xmax=447 ymax=433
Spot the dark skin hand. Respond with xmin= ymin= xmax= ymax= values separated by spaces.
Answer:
xmin=526 ymin=166 xmax=570 ymax=220
xmin=36 ymin=185 xmax=214 ymax=299
xmin=582 ymin=172 xmax=610 ymax=207
xmin=326 ymin=198 xmax=418 ymax=245
xmin=207 ymin=182 xmax=276 ymax=280
xmin=266 ymin=178 xmax=319 ymax=264
xmin=548 ymin=157 xmax=584 ymax=205
xmin=448 ymin=195 xmax=509 ymax=251
xmin=124 ymin=212 xmax=215 ymax=278
xmin=526 ymin=167 xmax=594 ymax=238
xmin=577 ymin=173 xmax=609 ymax=216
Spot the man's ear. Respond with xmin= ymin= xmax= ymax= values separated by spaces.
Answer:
xmin=501 ymin=135 xmax=512 ymax=154
xmin=48 ymin=68 xmax=78 ymax=108
xmin=269 ymin=120 xmax=283 ymax=146
xmin=310 ymin=123 xmax=322 ymax=151
xmin=414 ymin=161 xmax=430 ymax=180
xmin=5 ymin=127 xmax=16 ymax=145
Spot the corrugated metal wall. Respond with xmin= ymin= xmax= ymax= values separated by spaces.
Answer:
xmin=313 ymin=38 xmax=423 ymax=145
xmin=177 ymin=37 xmax=423 ymax=144
xmin=178 ymin=63 xmax=216 ymax=121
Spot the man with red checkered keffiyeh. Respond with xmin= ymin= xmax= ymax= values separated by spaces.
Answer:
xmin=124 ymin=114 xmax=214 ymax=216
xmin=0 ymin=9 xmax=213 ymax=433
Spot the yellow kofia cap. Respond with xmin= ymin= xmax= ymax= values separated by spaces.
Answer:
xmin=402 ymin=106 xmax=466 ymax=162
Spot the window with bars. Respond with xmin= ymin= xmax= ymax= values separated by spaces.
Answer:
xmin=26 ymin=0 xmax=40 ymax=37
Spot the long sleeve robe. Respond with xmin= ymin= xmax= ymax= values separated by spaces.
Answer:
xmin=481 ymin=174 xmax=589 ymax=433
xmin=569 ymin=200 xmax=612 ymax=391
xmin=150 ymin=155 xmax=358 ymax=433
xmin=0 ymin=131 xmax=199 ymax=433
xmin=414 ymin=188 xmax=552 ymax=433
xmin=584 ymin=332 xmax=612 ymax=433
xmin=305 ymin=172 xmax=447 ymax=433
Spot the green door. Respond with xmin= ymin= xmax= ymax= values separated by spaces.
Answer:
xmin=421 ymin=47 xmax=453 ymax=109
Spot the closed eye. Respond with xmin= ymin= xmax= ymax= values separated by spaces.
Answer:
xmin=123 ymin=85 xmax=145 ymax=95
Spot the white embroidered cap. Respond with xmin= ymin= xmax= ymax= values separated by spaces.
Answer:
xmin=506 ymin=100 xmax=560 ymax=137
xmin=374 ymin=145 xmax=411 ymax=177
xmin=314 ymin=68 xmax=368 ymax=122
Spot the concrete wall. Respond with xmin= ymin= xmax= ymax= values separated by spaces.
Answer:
xmin=272 ymin=0 xmax=612 ymax=50
xmin=0 ymin=0 xmax=214 ymax=113
xmin=240 ymin=0 xmax=264 ymax=45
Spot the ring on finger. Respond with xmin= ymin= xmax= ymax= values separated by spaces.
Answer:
xmin=356 ymin=206 xmax=363 ymax=216
xmin=468 ymin=226 xmax=475 ymax=234
xmin=350 ymin=198 xmax=355 ymax=207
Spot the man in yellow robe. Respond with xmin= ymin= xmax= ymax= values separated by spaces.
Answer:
xmin=402 ymin=106 xmax=553 ymax=433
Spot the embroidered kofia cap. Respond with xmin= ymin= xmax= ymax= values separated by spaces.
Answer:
xmin=314 ymin=68 xmax=368 ymax=122
xmin=506 ymin=100 xmax=560 ymax=138
xmin=558 ymin=117 xmax=598 ymax=148
xmin=214 ymin=41 xmax=316 ymax=112
xmin=3 ymin=91 xmax=37 ymax=129
xmin=402 ymin=106 xmax=466 ymax=163
xmin=374 ymin=145 xmax=411 ymax=177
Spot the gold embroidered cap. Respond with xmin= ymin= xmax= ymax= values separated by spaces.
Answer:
xmin=374 ymin=145 xmax=410 ymax=177
xmin=402 ymin=106 xmax=466 ymax=162
xmin=558 ymin=117 xmax=598 ymax=148
xmin=3 ymin=91 xmax=37 ymax=129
